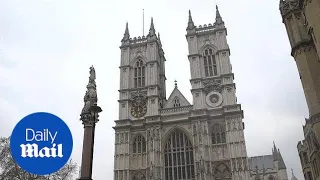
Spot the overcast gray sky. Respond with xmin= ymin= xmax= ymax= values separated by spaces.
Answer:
xmin=0 ymin=0 xmax=309 ymax=179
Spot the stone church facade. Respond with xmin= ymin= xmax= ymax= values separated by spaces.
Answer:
xmin=113 ymin=6 xmax=288 ymax=180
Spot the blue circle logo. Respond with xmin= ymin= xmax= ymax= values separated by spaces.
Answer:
xmin=10 ymin=112 xmax=73 ymax=175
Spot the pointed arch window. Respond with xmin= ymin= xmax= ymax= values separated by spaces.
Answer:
xmin=134 ymin=59 xmax=146 ymax=88
xmin=203 ymin=48 xmax=217 ymax=77
xmin=132 ymin=134 xmax=146 ymax=154
xmin=173 ymin=97 xmax=181 ymax=108
xmin=164 ymin=130 xmax=195 ymax=180
xmin=212 ymin=123 xmax=226 ymax=145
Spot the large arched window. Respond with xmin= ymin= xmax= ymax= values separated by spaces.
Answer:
xmin=132 ymin=134 xmax=146 ymax=154
xmin=173 ymin=97 xmax=181 ymax=108
xmin=134 ymin=59 xmax=146 ymax=88
xmin=212 ymin=123 xmax=226 ymax=145
xmin=164 ymin=130 xmax=195 ymax=180
xmin=203 ymin=48 xmax=217 ymax=77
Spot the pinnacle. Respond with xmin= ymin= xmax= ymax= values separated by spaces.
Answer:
xmin=215 ymin=5 xmax=224 ymax=25
xmin=216 ymin=5 xmax=221 ymax=18
xmin=187 ymin=10 xmax=195 ymax=30
xmin=122 ymin=22 xmax=130 ymax=42
xmin=150 ymin=17 xmax=155 ymax=31
xmin=148 ymin=17 xmax=156 ymax=37
xmin=158 ymin=32 xmax=162 ymax=47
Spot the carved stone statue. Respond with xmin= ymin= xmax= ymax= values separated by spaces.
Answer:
xmin=80 ymin=66 xmax=99 ymax=122
xmin=149 ymin=162 xmax=155 ymax=180
xmin=89 ymin=66 xmax=96 ymax=83
xmin=193 ymin=124 xmax=197 ymax=135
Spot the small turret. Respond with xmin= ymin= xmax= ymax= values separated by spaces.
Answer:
xmin=291 ymin=169 xmax=298 ymax=180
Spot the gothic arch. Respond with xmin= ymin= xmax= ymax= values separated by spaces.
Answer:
xmin=130 ymin=55 xmax=147 ymax=67
xmin=162 ymin=126 xmax=193 ymax=147
xmin=132 ymin=133 xmax=147 ymax=154
xmin=163 ymin=128 xmax=195 ymax=180
xmin=199 ymin=44 xmax=218 ymax=55
xmin=131 ymin=132 xmax=146 ymax=143
xmin=268 ymin=175 xmax=275 ymax=180
xmin=132 ymin=171 xmax=146 ymax=180
xmin=210 ymin=123 xmax=226 ymax=144
xmin=130 ymin=57 xmax=146 ymax=88
xmin=173 ymin=96 xmax=181 ymax=107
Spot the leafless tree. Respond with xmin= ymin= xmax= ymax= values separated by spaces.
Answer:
xmin=0 ymin=137 xmax=77 ymax=180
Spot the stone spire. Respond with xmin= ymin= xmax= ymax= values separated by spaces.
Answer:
xmin=122 ymin=22 xmax=130 ymax=42
xmin=158 ymin=32 xmax=162 ymax=47
xmin=291 ymin=169 xmax=298 ymax=180
xmin=278 ymin=149 xmax=287 ymax=169
xmin=187 ymin=10 xmax=195 ymax=30
xmin=215 ymin=5 xmax=224 ymax=26
xmin=272 ymin=141 xmax=279 ymax=161
xmin=147 ymin=17 xmax=156 ymax=37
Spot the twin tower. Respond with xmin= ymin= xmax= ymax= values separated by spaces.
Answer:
xmin=114 ymin=6 xmax=250 ymax=180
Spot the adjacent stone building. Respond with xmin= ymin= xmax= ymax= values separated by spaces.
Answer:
xmin=113 ymin=6 xmax=251 ymax=180
xmin=279 ymin=0 xmax=320 ymax=180
xmin=248 ymin=143 xmax=288 ymax=180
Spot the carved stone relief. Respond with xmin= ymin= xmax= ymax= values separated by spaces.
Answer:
xmin=213 ymin=162 xmax=232 ymax=179
xmin=132 ymin=171 xmax=146 ymax=180
xmin=203 ymin=79 xmax=222 ymax=95
xmin=130 ymin=91 xmax=148 ymax=118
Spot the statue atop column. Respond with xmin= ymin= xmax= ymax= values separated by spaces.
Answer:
xmin=81 ymin=66 xmax=98 ymax=123
xmin=79 ymin=66 xmax=102 ymax=180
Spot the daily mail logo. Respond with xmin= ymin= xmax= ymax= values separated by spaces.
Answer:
xmin=10 ymin=112 xmax=73 ymax=175
xmin=20 ymin=129 xmax=63 ymax=158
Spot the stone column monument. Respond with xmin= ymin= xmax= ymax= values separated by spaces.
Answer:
xmin=79 ymin=66 xmax=102 ymax=180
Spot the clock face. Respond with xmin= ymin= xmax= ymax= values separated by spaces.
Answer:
xmin=131 ymin=94 xmax=147 ymax=118
xmin=205 ymin=91 xmax=223 ymax=107
xmin=131 ymin=104 xmax=147 ymax=118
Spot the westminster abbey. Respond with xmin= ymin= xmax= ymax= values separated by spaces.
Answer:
xmin=113 ymin=6 xmax=290 ymax=180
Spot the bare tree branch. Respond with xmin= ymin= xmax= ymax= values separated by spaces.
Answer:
xmin=0 ymin=137 xmax=78 ymax=180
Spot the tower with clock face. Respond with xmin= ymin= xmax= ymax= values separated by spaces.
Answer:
xmin=113 ymin=6 xmax=250 ymax=180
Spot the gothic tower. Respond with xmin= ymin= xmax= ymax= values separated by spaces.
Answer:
xmin=185 ymin=6 xmax=250 ymax=180
xmin=114 ymin=18 xmax=167 ymax=180
xmin=113 ymin=6 xmax=251 ymax=180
